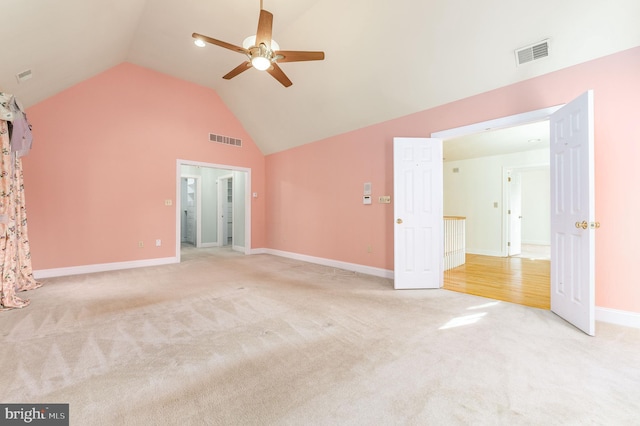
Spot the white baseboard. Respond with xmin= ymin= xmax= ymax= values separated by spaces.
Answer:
xmin=34 ymin=257 xmax=179 ymax=279
xmin=521 ymin=240 xmax=551 ymax=246
xmin=596 ymin=307 xmax=640 ymax=329
xmin=263 ymin=249 xmax=394 ymax=279
xmin=466 ymin=249 xmax=504 ymax=257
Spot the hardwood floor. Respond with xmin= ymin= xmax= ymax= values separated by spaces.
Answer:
xmin=443 ymin=253 xmax=550 ymax=309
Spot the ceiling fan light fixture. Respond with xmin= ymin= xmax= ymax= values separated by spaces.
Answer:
xmin=194 ymin=7 xmax=324 ymax=87
xmin=251 ymin=55 xmax=271 ymax=71
xmin=194 ymin=39 xmax=206 ymax=48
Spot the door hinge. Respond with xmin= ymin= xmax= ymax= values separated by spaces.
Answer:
xmin=508 ymin=242 xmax=511 ymax=246
xmin=508 ymin=209 xmax=511 ymax=214
xmin=508 ymin=177 xmax=512 ymax=182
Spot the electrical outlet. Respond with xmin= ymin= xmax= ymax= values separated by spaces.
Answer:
xmin=138 ymin=241 xmax=144 ymax=248
xmin=367 ymin=244 xmax=373 ymax=253
xmin=164 ymin=199 xmax=173 ymax=206
xmin=155 ymin=239 xmax=161 ymax=247
xmin=378 ymin=196 xmax=391 ymax=204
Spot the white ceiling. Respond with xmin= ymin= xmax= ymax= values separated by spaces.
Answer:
xmin=443 ymin=121 xmax=550 ymax=162
xmin=2 ymin=0 xmax=639 ymax=155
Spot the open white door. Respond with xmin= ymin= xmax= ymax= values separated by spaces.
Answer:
xmin=550 ymin=90 xmax=596 ymax=336
xmin=393 ymin=137 xmax=443 ymax=289
xmin=508 ymin=171 xmax=522 ymax=256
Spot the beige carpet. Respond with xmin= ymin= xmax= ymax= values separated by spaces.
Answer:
xmin=1 ymin=247 xmax=639 ymax=425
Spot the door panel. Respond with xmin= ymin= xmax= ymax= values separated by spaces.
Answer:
xmin=394 ymin=138 xmax=443 ymax=289
xmin=550 ymin=90 xmax=595 ymax=335
xmin=508 ymin=172 xmax=522 ymax=256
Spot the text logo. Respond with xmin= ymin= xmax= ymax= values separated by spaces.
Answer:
xmin=0 ymin=404 xmax=68 ymax=425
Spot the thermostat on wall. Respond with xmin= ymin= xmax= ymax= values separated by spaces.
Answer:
xmin=363 ymin=195 xmax=372 ymax=205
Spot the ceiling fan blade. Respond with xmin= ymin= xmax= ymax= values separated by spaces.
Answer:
xmin=255 ymin=10 xmax=273 ymax=49
xmin=275 ymin=50 xmax=325 ymax=63
xmin=266 ymin=63 xmax=292 ymax=87
xmin=192 ymin=33 xmax=247 ymax=54
xmin=223 ymin=62 xmax=252 ymax=80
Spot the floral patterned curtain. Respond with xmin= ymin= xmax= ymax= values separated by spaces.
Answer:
xmin=1 ymin=92 xmax=41 ymax=310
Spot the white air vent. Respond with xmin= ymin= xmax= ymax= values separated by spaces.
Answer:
xmin=209 ymin=133 xmax=242 ymax=147
xmin=515 ymin=39 xmax=550 ymax=66
xmin=16 ymin=69 xmax=33 ymax=83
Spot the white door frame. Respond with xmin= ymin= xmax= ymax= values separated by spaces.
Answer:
xmin=432 ymin=106 xmax=563 ymax=141
xmin=217 ymin=173 xmax=234 ymax=247
xmin=176 ymin=160 xmax=252 ymax=261
xmin=506 ymin=169 xmax=523 ymax=257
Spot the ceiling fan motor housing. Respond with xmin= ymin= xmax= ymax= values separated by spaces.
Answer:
xmin=248 ymin=44 xmax=274 ymax=70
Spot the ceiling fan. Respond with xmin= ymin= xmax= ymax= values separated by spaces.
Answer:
xmin=192 ymin=2 xmax=325 ymax=87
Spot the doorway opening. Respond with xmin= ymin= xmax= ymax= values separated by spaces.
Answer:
xmin=176 ymin=160 xmax=252 ymax=262
xmin=432 ymin=106 xmax=561 ymax=308
xmin=504 ymin=165 xmax=550 ymax=260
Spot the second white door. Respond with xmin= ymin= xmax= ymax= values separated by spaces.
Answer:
xmin=393 ymin=137 xmax=443 ymax=289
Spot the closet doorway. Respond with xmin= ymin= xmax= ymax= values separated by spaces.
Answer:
xmin=176 ymin=160 xmax=252 ymax=262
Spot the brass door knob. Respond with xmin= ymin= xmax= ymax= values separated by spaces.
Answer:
xmin=575 ymin=221 xmax=588 ymax=230
xmin=590 ymin=222 xmax=601 ymax=229
xmin=396 ymin=218 xmax=403 ymax=224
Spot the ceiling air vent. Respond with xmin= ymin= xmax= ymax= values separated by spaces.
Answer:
xmin=16 ymin=69 xmax=33 ymax=83
xmin=209 ymin=133 xmax=242 ymax=147
xmin=515 ymin=39 xmax=550 ymax=66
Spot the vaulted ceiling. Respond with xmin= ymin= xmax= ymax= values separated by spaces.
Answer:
xmin=2 ymin=0 xmax=639 ymax=155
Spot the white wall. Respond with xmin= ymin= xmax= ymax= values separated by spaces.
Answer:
xmin=520 ymin=168 xmax=550 ymax=245
xmin=444 ymin=149 xmax=549 ymax=256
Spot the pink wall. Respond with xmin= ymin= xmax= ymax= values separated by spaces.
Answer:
xmin=266 ymin=46 xmax=640 ymax=313
xmin=24 ymin=63 xmax=266 ymax=269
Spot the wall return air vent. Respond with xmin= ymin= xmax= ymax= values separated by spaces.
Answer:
xmin=209 ymin=133 xmax=242 ymax=147
xmin=515 ymin=39 xmax=550 ymax=66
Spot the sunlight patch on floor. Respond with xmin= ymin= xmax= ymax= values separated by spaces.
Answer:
xmin=439 ymin=312 xmax=487 ymax=330
xmin=467 ymin=301 xmax=501 ymax=310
